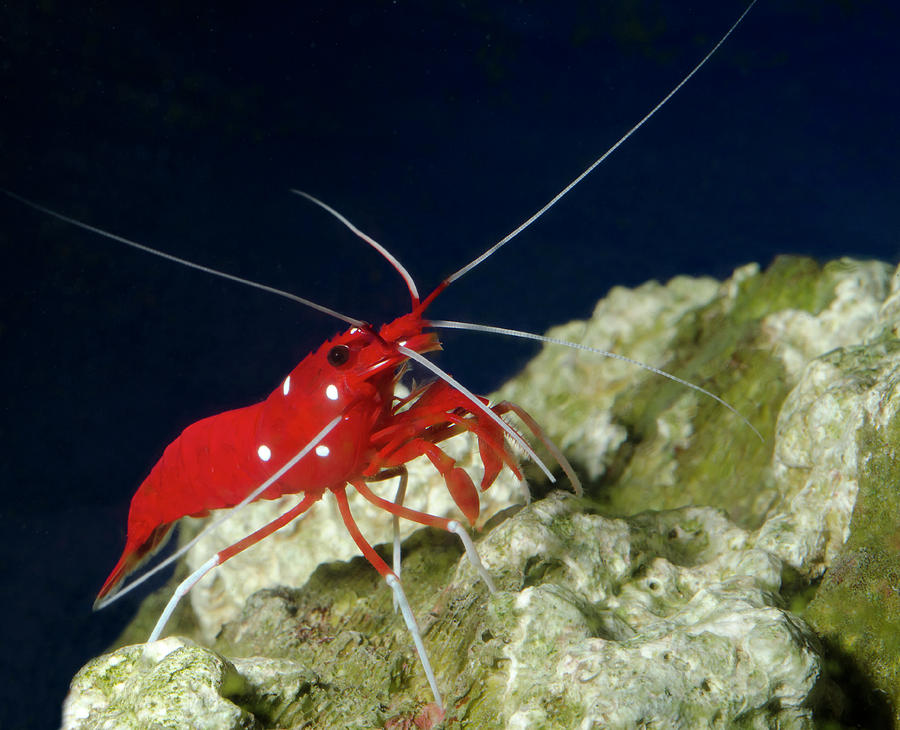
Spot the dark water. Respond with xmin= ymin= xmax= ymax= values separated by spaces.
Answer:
xmin=1 ymin=2 xmax=897 ymax=727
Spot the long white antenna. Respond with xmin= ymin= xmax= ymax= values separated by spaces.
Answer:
xmin=431 ymin=319 xmax=763 ymax=442
xmin=445 ymin=0 xmax=758 ymax=286
xmin=4 ymin=189 xmax=365 ymax=327
xmin=291 ymin=189 xmax=421 ymax=304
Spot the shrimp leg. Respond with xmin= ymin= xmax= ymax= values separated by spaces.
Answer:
xmin=361 ymin=466 xmax=410 ymax=585
xmin=352 ymin=480 xmax=497 ymax=593
xmin=148 ymin=491 xmax=320 ymax=641
xmin=332 ymin=485 xmax=443 ymax=710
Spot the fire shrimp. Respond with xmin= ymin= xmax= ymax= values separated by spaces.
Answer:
xmin=7 ymin=0 xmax=760 ymax=713
xmin=89 ymin=235 xmax=583 ymax=709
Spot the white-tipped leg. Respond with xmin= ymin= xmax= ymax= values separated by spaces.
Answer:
xmin=391 ymin=470 xmax=409 ymax=612
xmin=447 ymin=520 xmax=496 ymax=594
xmin=148 ymin=555 xmax=220 ymax=641
xmin=386 ymin=573 xmax=442 ymax=709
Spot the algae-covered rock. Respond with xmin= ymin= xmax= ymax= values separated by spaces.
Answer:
xmin=802 ymin=366 xmax=900 ymax=724
xmin=63 ymin=497 xmax=821 ymax=729
xmin=63 ymin=257 xmax=900 ymax=727
xmin=61 ymin=638 xmax=257 ymax=729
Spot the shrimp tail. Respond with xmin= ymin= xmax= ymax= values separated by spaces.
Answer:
xmin=94 ymin=522 xmax=175 ymax=607
xmin=93 ymin=403 xmax=264 ymax=607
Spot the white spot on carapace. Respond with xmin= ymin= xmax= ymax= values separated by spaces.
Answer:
xmin=257 ymin=444 xmax=272 ymax=462
xmin=315 ymin=444 xmax=330 ymax=458
xmin=399 ymin=340 xmax=407 ymax=346
xmin=325 ymin=384 xmax=339 ymax=401
xmin=350 ymin=327 xmax=360 ymax=334
xmin=282 ymin=375 xmax=291 ymax=396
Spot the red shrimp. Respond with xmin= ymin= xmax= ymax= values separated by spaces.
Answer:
xmin=94 ymin=283 xmax=558 ymax=606
xmin=6 ymin=1 xmax=759 ymax=712
xmin=9 ymin=188 xmax=580 ymax=711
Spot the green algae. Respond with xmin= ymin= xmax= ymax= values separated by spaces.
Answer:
xmin=806 ymin=416 xmax=900 ymax=723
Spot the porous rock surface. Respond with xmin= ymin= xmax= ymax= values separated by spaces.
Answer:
xmin=62 ymin=257 xmax=900 ymax=728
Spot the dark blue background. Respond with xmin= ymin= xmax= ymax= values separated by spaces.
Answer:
xmin=2 ymin=2 xmax=897 ymax=727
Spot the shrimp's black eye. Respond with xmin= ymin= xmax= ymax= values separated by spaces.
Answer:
xmin=327 ymin=344 xmax=351 ymax=367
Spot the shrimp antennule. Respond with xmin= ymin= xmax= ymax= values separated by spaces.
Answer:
xmin=291 ymin=189 xmax=421 ymax=306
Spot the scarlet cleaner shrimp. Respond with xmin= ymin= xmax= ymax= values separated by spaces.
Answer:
xmin=6 ymin=0 xmax=760 ymax=712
